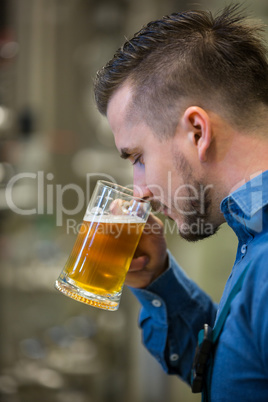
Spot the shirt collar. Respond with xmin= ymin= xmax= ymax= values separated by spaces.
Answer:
xmin=221 ymin=170 xmax=268 ymax=238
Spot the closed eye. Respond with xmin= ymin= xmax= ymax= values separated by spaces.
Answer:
xmin=119 ymin=148 xmax=144 ymax=166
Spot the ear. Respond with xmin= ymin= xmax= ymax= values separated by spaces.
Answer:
xmin=182 ymin=106 xmax=212 ymax=163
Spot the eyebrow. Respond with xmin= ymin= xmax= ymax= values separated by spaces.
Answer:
xmin=120 ymin=148 xmax=131 ymax=159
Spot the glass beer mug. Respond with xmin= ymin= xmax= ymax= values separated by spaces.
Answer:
xmin=55 ymin=180 xmax=151 ymax=311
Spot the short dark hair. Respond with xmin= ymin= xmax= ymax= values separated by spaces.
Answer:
xmin=94 ymin=4 xmax=268 ymax=136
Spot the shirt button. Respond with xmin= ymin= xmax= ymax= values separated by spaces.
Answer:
xmin=152 ymin=299 xmax=162 ymax=307
xmin=241 ymin=244 xmax=247 ymax=254
xmin=170 ymin=353 xmax=179 ymax=362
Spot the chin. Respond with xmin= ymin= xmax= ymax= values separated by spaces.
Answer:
xmin=176 ymin=217 xmax=219 ymax=242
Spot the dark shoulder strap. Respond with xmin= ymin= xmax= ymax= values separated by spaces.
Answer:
xmin=212 ymin=263 xmax=251 ymax=343
xmin=191 ymin=263 xmax=251 ymax=398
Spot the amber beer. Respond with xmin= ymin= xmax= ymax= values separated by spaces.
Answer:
xmin=55 ymin=179 xmax=151 ymax=310
xmin=64 ymin=216 xmax=145 ymax=295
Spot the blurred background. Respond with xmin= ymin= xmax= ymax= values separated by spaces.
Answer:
xmin=0 ymin=0 xmax=267 ymax=401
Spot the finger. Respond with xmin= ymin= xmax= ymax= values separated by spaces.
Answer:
xmin=128 ymin=255 xmax=149 ymax=272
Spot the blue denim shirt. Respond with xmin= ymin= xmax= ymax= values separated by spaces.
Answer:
xmin=130 ymin=170 xmax=268 ymax=401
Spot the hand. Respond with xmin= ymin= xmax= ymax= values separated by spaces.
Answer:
xmin=125 ymin=214 xmax=169 ymax=289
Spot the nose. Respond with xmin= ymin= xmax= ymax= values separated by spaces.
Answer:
xmin=133 ymin=165 xmax=153 ymax=200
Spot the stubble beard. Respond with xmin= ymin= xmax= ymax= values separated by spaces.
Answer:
xmin=173 ymin=152 xmax=219 ymax=242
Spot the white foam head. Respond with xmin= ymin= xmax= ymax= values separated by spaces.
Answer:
xmin=83 ymin=212 xmax=146 ymax=224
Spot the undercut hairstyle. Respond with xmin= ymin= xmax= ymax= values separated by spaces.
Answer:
xmin=94 ymin=4 xmax=268 ymax=137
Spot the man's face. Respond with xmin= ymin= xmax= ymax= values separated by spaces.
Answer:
xmin=107 ymin=84 xmax=218 ymax=241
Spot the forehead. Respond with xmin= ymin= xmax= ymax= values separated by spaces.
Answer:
xmin=107 ymin=84 xmax=133 ymax=132
xmin=107 ymin=84 xmax=144 ymax=149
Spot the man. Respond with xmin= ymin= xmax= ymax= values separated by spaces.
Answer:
xmin=94 ymin=4 xmax=268 ymax=401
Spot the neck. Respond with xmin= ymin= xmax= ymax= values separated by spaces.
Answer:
xmin=202 ymin=109 xmax=268 ymax=202
xmin=225 ymin=135 xmax=268 ymax=192
xmin=214 ymin=128 xmax=268 ymax=197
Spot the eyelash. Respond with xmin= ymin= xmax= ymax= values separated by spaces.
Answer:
xmin=133 ymin=155 xmax=144 ymax=166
